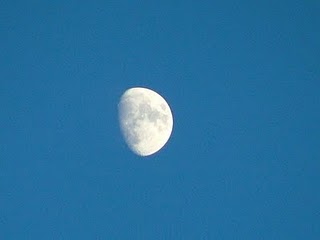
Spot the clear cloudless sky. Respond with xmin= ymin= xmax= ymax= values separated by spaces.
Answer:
xmin=1 ymin=0 xmax=319 ymax=239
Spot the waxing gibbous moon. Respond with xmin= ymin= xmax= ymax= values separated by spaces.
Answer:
xmin=118 ymin=87 xmax=173 ymax=156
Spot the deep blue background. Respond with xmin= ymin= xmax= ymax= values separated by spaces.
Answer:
xmin=1 ymin=0 xmax=319 ymax=239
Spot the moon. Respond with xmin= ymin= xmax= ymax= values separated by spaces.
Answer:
xmin=118 ymin=87 xmax=173 ymax=156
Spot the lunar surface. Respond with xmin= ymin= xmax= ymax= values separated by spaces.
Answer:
xmin=118 ymin=87 xmax=173 ymax=156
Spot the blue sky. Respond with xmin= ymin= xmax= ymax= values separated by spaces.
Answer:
xmin=1 ymin=0 xmax=319 ymax=239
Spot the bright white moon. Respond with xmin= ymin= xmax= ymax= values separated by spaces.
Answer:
xmin=118 ymin=87 xmax=173 ymax=156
